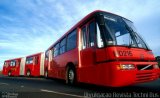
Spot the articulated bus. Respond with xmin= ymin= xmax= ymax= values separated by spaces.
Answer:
xmin=25 ymin=52 xmax=45 ymax=77
xmin=45 ymin=10 xmax=159 ymax=87
xmin=2 ymin=57 xmax=26 ymax=76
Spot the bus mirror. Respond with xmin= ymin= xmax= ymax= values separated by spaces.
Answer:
xmin=99 ymin=15 xmax=105 ymax=25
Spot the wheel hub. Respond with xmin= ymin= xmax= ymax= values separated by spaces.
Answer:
xmin=68 ymin=70 xmax=74 ymax=81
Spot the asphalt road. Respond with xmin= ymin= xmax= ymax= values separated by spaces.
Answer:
xmin=0 ymin=75 xmax=159 ymax=98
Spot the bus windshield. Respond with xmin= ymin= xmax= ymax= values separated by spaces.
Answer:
xmin=103 ymin=14 xmax=149 ymax=50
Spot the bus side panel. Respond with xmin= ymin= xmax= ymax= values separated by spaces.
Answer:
xmin=77 ymin=66 xmax=98 ymax=84
xmin=16 ymin=59 xmax=21 ymax=76
xmin=2 ymin=66 xmax=8 ymax=76
xmin=11 ymin=59 xmax=21 ymax=76
xmin=44 ymin=59 xmax=48 ymax=73
xmin=32 ymin=54 xmax=41 ymax=76
xmin=25 ymin=54 xmax=41 ymax=77
xmin=77 ymin=62 xmax=111 ymax=86
xmin=5 ymin=61 xmax=11 ymax=76
xmin=49 ymin=48 xmax=78 ymax=80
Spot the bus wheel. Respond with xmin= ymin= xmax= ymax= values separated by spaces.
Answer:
xmin=8 ymin=71 xmax=11 ymax=76
xmin=44 ymin=71 xmax=48 ymax=78
xmin=67 ymin=67 xmax=76 ymax=85
xmin=26 ymin=70 xmax=31 ymax=77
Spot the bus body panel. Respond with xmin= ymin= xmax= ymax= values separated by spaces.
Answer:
xmin=2 ymin=58 xmax=22 ymax=76
xmin=2 ymin=62 xmax=9 ymax=75
xmin=25 ymin=52 xmax=44 ymax=77
xmin=107 ymin=47 xmax=155 ymax=61
xmin=48 ymin=48 xmax=78 ymax=79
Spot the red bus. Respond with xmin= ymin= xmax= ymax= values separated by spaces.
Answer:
xmin=2 ymin=57 xmax=26 ymax=76
xmin=45 ymin=10 xmax=159 ymax=87
xmin=25 ymin=52 xmax=45 ymax=77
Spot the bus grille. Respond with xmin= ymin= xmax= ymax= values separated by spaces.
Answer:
xmin=137 ymin=64 xmax=153 ymax=70
xmin=135 ymin=72 xmax=158 ymax=83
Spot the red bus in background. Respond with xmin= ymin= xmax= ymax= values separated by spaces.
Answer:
xmin=2 ymin=57 xmax=26 ymax=76
xmin=25 ymin=52 xmax=45 ymax=77
xmin=45 ymin=10 xmax=159 ymax=87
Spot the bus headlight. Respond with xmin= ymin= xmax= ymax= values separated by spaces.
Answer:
xmin=117 ymin=64 xmax=135 ymax=70
xmin=154 ymin=64 xmax=159 ymax=69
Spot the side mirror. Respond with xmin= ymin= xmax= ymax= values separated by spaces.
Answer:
xmin=99 ymin=15 xmax=105 ymax=25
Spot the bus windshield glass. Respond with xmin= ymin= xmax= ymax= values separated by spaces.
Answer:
xmin=103 ymin=14 xmax=149 ymax=50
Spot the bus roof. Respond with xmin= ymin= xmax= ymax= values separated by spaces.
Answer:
xmin=26 ymin=52 xmax=43 ymax=58
xmin=5 ymin=57 xmax=22 ymax=62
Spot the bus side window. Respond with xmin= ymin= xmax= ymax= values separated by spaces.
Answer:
xmin=96 ymin=23 xmax=104 ymax=48
xmin=60 ymin=37 xmax=66 ymax=54
xmin=81 ymin=26 xmax=87 ymax=49
xmin=26 ymin=57 xmax=33 ymax=64
xmin=54 ymin=43 xmax=60 ymax=57
xmin=89 ymin=21 xmax=96 ymax=47
xmin=67 ymin=30 xmax=77 ymax=51
xmin=10 ymin=60 xmax=16 ymax=66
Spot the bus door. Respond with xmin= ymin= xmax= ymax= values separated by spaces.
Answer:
xmin=34 ymin=56 xmax=40 ymax=75
xmin=80 ymin=19 xmax=97 ymax=83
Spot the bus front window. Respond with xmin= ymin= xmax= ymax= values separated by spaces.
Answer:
xmin=102 ymin=13 xmax=149 ymax=50
xmin=124 ymin=19 xmax=150 ymax=50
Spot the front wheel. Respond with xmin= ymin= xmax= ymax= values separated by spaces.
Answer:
xmin=66 ymin=67 xmax=76 ymax=85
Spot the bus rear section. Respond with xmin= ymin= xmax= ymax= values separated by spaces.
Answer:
xmin=45 ymin=10 xmax=159 ymax=87
xmin=2 ymin=58 xmax=24 ymax=76
xmin=25 ymin=52 xmax=45 ymax=77
xmin=2 ymin=61 xmax=9 ymax=76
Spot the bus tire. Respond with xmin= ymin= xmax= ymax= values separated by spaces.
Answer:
xmin=66 ymin=66 xmax=76 ymax=85
xmin=8 ymin=71 xmax=11 ymax=77
xmin=26 ymin=70 xmax=31 ymax=77
xmin=44 ymin=70 xmax=48 ymax=78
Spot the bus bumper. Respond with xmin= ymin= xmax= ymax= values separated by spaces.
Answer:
xmin=106 ymin=61 xmax=159 ymax=87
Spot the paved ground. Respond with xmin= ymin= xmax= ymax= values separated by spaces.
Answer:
xmin=0 ymin=75 xmax=159 ymax=98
